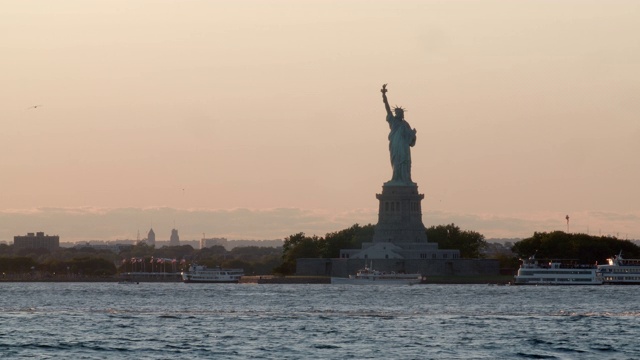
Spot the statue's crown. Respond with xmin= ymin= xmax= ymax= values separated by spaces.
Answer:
xmin=393 ymin=106 xmax=406 ymax=114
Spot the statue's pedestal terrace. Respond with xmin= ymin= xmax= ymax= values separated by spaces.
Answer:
xmin=372 ymin=184 xmax=428 ymax=244
xmin=339 ymin=183 xmax=459 ymax=261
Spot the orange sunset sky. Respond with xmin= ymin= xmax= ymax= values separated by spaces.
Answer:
xmin=2 ymin=1 xmax=639 ymax=242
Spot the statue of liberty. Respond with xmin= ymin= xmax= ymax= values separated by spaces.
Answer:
xmin=381 ymin=84 xmax=417 ymax=186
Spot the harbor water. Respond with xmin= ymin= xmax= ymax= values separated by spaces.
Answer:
xmin=1 ymin=282 xmax=638 ymax=359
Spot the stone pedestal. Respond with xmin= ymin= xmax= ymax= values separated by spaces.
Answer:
xmin=371 ymin=184 xmax=428 ymax=244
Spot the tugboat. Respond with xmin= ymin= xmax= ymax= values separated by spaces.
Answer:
xmin=181 ymin=264 xmax=244 ymax=283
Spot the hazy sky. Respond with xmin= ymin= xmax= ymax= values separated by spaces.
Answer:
xmin=2 ymin=1 xmax=639 ymax=243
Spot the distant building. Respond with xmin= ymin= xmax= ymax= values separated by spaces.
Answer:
xmin=200 ymin=237 xmax=228 ymax=249
xmin=146 ymin=228 xmax=156 ymax=246
xmin=14 ymin=232 xmax=60 ymax=251
xmin=169 ymin=229 xmax=180 ymax=246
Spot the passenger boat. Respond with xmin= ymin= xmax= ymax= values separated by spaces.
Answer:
xmin=513 ymin=255 xmax=602 ymax=285
xmin=331 ymin=264 xmax=422 ymax=285
xmin=597 ymin=252 xmax=640 ymax=285
xmin=181 ymin=264 xmax=244 ymax=283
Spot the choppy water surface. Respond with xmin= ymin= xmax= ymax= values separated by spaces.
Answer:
xmin=0 ymin=283 xmax=638 ymax=359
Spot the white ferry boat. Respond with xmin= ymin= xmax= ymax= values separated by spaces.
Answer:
xmin=181 ymin=264 xmax=244 ymax=283
xmin=597 ymin=252 xmax=640 ymax=285
xmin=513 ymin=255 xmax=602 ymax=285
xmin=331 ymin=264 xmax=422 ymax=285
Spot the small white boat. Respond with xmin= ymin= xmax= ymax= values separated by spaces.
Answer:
xmin=513 ymin=255 xmax=602 ymax=285
xmin=598 ymin=252 xmax=640 ymax=285
xmin=331 ymin=264 xmax=422 ymax=285
xmin=181 ymin=264 xmax=244 ymax=283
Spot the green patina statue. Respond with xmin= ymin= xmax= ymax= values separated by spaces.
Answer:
xmin=381 ymin=84 xmax=417 ymax=186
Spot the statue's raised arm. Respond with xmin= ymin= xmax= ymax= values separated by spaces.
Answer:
xmin=381 ymin=84 xmax=392 ymax=117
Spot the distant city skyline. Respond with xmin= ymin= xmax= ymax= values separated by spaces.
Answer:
xmin=2 ymin=2 xmax=639 ymax=242
xmin=1 ymin=207 xmax=636 ymax=244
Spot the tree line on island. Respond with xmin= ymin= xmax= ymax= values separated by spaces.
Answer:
xmin=1 ymin=224 xmax=638 ymax=278
xmin=0 ymin=243 xmax=282 ymax=279
xmin=274 ymin=223 xmax=488 ymax=274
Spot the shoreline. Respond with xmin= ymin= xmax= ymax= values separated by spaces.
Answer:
xmin=1 ymin=274 xmax=515 ymax=284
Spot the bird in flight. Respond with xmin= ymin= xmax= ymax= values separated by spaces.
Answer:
xmin=27 ymin=105 xmax=43 ymax=110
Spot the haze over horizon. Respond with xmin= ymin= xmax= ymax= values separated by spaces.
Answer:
xmin=2 ymin=1 xmax=639 ymax=243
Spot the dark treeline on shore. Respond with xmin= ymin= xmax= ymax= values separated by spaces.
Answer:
xmin=0 ymin=242 xmax=282 ymax=279
xmin=511 ymin=231 xmax=640 ymax=264
xmin=275 ymin=223 xmax=488 ymax=275
xmin=2 ymin=225 xmax=638 ymax=280
xmin=275 ymin=225 xmax=640 ymax=275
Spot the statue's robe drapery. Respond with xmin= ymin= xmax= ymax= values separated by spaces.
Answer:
xmin=386 ymin=113 xmax=416 ymax=185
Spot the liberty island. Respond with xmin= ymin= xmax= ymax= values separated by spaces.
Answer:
xmin=297 ymin=85 xmax=497 ymax=278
